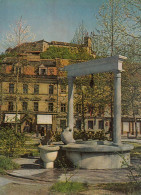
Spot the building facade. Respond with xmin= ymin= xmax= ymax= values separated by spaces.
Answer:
xmin=1 ymin=38 xmax=141 ymax=137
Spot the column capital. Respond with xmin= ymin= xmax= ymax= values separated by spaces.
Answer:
xmin=114 ymin=71 xmax=122 ymax=78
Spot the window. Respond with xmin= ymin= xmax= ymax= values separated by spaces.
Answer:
xmin=60 ymin=85 xmax=66 ymax=93
xmin=76 ymin=104 xmax=82 ymax=113
xmin=49 ymin=85 xmax=54 ymax=94
xmin=23 ymin=84 xmax=28 ymax=94
xmin=39 ymin=65 xmax=47 ymax=75
xmin=88 ymin=105 xmax=94 ymax=116
xmin=61 ymin=103 xmax=66 ymax=112
xmin=8 ymin=102 xmax=13 ymax=111
xmin=16 ymin=67 xmax=21 ymax=75
xmin=98 ymin=120 xmax=104 ymax=129
xmin=23 ymin=102 xmax=28 ymax=111
xmin=48 ymin=103 xmax=53 ymax=112
xmin=76 ymin=120 xmax=81 ymax=130
xmin=40 ymin=69 xmax=46 ymax=75
xmin=88 ymin=120 xmax=93 ymax=129
xmin=60 ymin=120 xmax=66 ymax=130
xmin=34 ymin=102 xmax=38 ymax=111
xmin=9 ymin=83 xmax=14 ymax=94
xmin=34 ymin=84 xmax=39 ymax=94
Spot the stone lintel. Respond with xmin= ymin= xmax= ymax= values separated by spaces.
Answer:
xmin=62 ymin=55 xmax=127 ymax=77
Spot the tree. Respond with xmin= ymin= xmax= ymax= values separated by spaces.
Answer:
xmin=74 ymin=73 xmax=111 ymax=131
xmin=124 ymin=0 xmax=141 ymax=38
xmin=93 ymin=0 xmax=141 ymax=137
xmin=93 ymin=0 xmax=141 ymax=59
xmin=122 ymin=61 xmax=141 ymax=137
xmin=71 ymin=21 xmax=88 ymax=45
xmin=1 ymin=17 xmax=35 ymax=133
xmin=94 ymin=0 xmax=130 ymax=56
xmin=2 ymin=16 xmax=35 ymax=49
xmin=92 ymin=0 xmax=126 ymax=137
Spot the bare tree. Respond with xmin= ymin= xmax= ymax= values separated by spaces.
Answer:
xmin=1 ymin=17 xmax=35 ymax=133
xmin=3 ymin=16 xmax=35 ymax=49
xmin=94 ymin=0 xmax=141 ymax=138
xmin=71 ymin=20 xmax=88 ymax=45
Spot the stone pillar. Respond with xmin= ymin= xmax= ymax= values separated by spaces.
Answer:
xmin=113 ymin=71 xmax=122 ymax=145
xmin=67 ymin=76 xmax=75 ymax=131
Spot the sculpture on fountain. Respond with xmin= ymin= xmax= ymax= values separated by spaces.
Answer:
xmin=61 ymin=127 xmax=75 ymax=145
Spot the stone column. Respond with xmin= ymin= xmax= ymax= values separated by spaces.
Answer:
xmin=67 ymin=76 xmax=75 ymax=131
xmin=113 ymin=71 xmax=122 ymax=145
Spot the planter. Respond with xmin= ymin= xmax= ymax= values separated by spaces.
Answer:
xmin=38 ymin=145 xmax=60 ymax=168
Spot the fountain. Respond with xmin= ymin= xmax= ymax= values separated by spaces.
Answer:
xmin=60 ymin=55 xmax=134 ymax=169
xmin=61 ymin=140 xmax=133 ymax=169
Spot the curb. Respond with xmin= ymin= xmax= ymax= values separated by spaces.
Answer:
xmin=5 ymin=170 xmax=55 ymax=183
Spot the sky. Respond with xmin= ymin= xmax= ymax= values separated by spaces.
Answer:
xmin=0 ymin=0 xmax=106 ymax=53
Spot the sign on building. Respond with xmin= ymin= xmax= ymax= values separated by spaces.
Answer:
xmin=5 ymin=114 xmax=20 ymax=123
xmin=37 ymin=115 xmax=52 ymax=124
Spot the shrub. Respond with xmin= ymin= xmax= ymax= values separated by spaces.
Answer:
xmin=100 ymin=182 xmax=141 ymax=194
xmin=0 ymin=155 xmax=20 ymax=174
xmin=51 ymin=182 xmax=86 ymax=193
xmin=74 ymin=130 xmax=107 ymax=141
xmin=40 ymin=46 xmax=93 ymax=60
xmin=51 ymin=131 xmax=61 ymax=142
xmin=0 ymin=126 xmax=26 ymax=157
xmin=50 ymin=130 xmax=107 ymax=142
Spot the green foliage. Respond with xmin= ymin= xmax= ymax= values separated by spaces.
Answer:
xmin=120 ymin=152 xmax=141 ymax=186
xmin=56 ymin=154 xmax=74 ymax=169
xmin=122 ymin=61 xmax=141 ymax=117
xmin=130 ymin=142 xmax=141 ymax=159
xmin=100 ymin=182 xmax=141 ymax=194
xmin=55 ymin=153 xmax=78 ymax=183
xmin=51 ymin=130 xmax=107 ymax=142
xmin=0 ymin=155 xmax=20 ymax=174
xmin=40 ymin=46 xmax=93 ymax=60
xmin=74 ymin=73 xmax=112 ymax=122
xmin=51 ymin=181 xmax=86 ymax=193
xmin=0 ymin=126 xmax=26 ymax=157
xmin=74 ymin=130 xmax=107 ymax=141
xmin=30 ymin=149 xmax=40 ymax=157
xmin=0 ymin=52 xmax=17 ymax=63
xmin=51 ymin=131 xmax=61 ymax=142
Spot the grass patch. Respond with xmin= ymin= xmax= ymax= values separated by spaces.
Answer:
xmin=51 ymin=181 xmax=87 ymax=194
xmin=126 ymin=142 xmax=141 ymax=159
xmin=0 ymin=155 xmax=20 ymax=174
xmin=99 ymin=182 xmax=141 ymax=194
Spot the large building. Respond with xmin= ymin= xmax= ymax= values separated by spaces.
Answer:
xmin=0 ymin=38 xmax=141 ymax=137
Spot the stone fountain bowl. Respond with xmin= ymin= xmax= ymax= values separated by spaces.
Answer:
xmin=61 ymin=140 xmax=134 ymax=169
xmin=38 ymin=145 xmax=60 ymax=168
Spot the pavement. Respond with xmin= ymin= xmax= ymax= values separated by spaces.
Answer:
xmin=0 ymin=138 xmax=140 ymax=188
xmin=0 ymin=177 xmax=12 ymax=187
xmin=3 ymin=157 xmax=132 ymax=186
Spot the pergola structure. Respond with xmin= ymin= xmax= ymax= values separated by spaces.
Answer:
xmin=62 ymin=55 xmax=127 ymax=145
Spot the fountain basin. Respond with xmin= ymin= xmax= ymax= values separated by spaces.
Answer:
xmin=61 ymin=141 xmax=134 ymax=169
xmin=39 ymin=145 xmax=60 ymax=168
